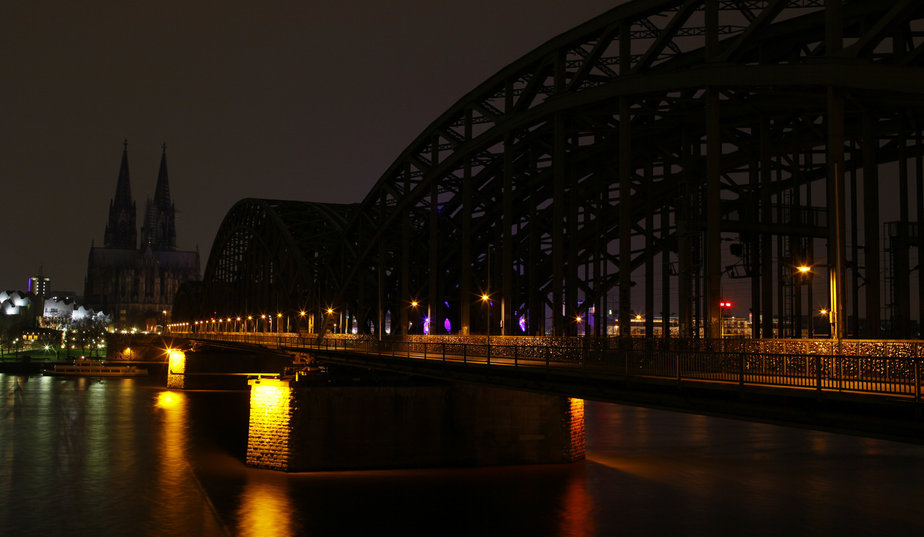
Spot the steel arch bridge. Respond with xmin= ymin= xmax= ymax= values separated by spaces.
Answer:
xmin=176 ymin=0 xmax=924 ymax=341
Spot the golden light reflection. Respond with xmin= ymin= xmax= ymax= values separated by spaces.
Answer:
xmin=155 ymin=389 xmax=189 ymax=533
xmin=156 ymin=390 xmax=181 ymax=410
xmin=236 ymin=474 xmax=296 ymax=537
xmin=557 ymin=472 xmax=595 ymax=537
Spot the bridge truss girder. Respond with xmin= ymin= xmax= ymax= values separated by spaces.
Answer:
xmin=178 ymin=199 xmax=357 ymax=333
xmin=182 ymin=0 xmax=924 ymax=341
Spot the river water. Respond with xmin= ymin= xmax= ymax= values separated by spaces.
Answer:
xmin=1 ymin=373 xmax=922 ymax=536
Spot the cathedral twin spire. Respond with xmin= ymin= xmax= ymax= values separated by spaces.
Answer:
xmin=103 ymin=141 xmax=177 ymax=251
xmin=103 ymin=141 xmax=137 ymax=249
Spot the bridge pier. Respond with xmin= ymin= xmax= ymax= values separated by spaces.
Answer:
xmin=246 ymin=376 xmax=584 ymax=472
xmin=166 ymin=350 xmax=186 ymax=389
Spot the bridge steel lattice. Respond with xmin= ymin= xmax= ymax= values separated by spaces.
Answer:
xmin=177 ymin=0 xmax=924 ymax=341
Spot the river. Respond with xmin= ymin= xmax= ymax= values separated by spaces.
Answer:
xmin=1 ymin=373 xmax=922 ymax=536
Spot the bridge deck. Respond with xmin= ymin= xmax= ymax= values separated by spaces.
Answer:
xmin=175 ymin=332 xmax=924 ymax=443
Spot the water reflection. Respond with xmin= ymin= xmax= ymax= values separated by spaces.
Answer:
xmin=154 ymin=389 xmax=229 ymax=536
xmin=556 ymin=468 xmax=595 ymax=537
xmin=236 ymin=471 xmax=297 ymax=537
xmin=3 ymin=374 xmax=924 ymax=536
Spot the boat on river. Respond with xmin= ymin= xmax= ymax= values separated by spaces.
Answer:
xmin=44 ymin=359 xmax=148 ymax=377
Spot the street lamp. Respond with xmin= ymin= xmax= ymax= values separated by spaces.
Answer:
xmin=409 ymin=300 xmax=420 ymax=334
xmin=481 ymin=293 xmax=491 ymax=343
xmin=819 ymin=308 xmax=831 ymax=337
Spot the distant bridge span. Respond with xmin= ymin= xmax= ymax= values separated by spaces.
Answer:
xmin=176 ymin=0 xmax=924 ymax=341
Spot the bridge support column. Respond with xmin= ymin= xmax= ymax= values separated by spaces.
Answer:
xmin=704 ymin=88 xmax=722 ymax=339
xmin=166 ymin=350 xmax=186 ymax=390
xmin=246 ymin=378 xmax=295 ymax=470
xmin=245 ymin=378 xmax=584 ymax=472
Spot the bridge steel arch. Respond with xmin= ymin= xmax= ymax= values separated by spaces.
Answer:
xmin=182 ymin=198 xmax=358 ymax=331
xmin=182 ymin=0 xmax=924 ymax=341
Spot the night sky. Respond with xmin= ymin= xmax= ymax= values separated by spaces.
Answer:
xmin=2 ymin=1 xmax=623 ymax=294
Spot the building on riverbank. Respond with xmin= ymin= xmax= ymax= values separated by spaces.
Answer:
xmin=83 ymin=142 xmax=200 ymax=330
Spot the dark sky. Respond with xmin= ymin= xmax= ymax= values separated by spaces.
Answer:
xmin=2 ymin=0 xmax=623 ymax=294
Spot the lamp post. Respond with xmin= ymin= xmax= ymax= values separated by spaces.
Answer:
xmin=819 ymin=308 xmax=831 ymax=337
xmin=410 ymin=301 xmax=419 ymax=334
xmin=481 ymin=293 xmax=491 ymax=345
xmin=795 ymin=265 xmax=816 ymax=338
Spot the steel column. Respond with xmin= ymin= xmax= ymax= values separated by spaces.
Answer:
xmin=553 ymin=110 xmax=566 ymax=336
xmin=760 ymin=116 xmax=774 ymax=338
xmin=705 ymin=88 xmax=722 ymax=339
xmin=619 ymin=96 xmax=633 ymax=340
xmin=460 ymin=112 xmax=473 ymax=336
xmin=827 ymin=88 xmax=846 ymax=340
xmin=896 ymin=117 xmax=911 ymax=336
xmin=917 ymin=125 xmax=924 ymax=335
xmin=862 ymin=108 xmax=881 ymax=337
xmin=645 ymin=162 xmax=655 ymax=337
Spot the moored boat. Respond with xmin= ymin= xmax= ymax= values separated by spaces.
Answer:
xmin=44 ymin=359 xmax=148 ymax=377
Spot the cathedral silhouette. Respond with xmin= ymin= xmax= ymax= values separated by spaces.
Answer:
xmin=84 ymin=142 xmax=200 ymax=329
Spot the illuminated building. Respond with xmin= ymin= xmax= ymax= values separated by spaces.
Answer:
xmin=27 ymin=275 xmax=51 ymax=299
xmin=83 ymin=142 xmax=200 ymax=329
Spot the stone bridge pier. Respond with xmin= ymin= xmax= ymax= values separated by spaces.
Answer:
xmin=246 ymin=374 xmax=585 ymax=472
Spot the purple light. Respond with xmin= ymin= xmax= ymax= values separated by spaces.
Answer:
xmin=423 ymin=316 xmax=431 ymax=335
xmin=444 ymin=318 xmax=451 ymax=332
xmin=518 ymin=315 xmax=527 ymax=333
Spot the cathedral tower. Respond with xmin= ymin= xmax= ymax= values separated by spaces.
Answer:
xmin=85 ymin=142 xmax=200 ymax=329
xmin=103 ymin=141 xmax=137 ymax=249
xmin=141 ymin=144 xmax=177 ymax=251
